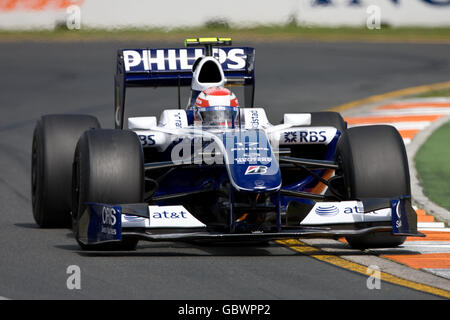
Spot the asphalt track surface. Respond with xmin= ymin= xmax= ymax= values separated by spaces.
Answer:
xmin=1 ymin=40 xmax=450 ymax=300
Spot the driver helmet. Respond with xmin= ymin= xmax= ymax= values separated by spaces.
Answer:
xmin=194 ymin=86 xmax=239 ymax=128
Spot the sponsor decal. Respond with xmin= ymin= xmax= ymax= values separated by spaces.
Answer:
xmin=151 ymin=210 xmax=188 ymax=219
xmin=101 ymin=206 xmax=118 ymax=235
xmin=283 ymin=130 xmax=327 ymax=144
xmin=248 ymin=110 xmax=260 ymax=129
xmin=235 ymin=156 xmax=272 ymax=164
xmin=343 ymin=206 xmax=365 ymax=214
xmin=302 ymin=201 xmax=391 ymax=225
xmin=315 ymin=205 xmax=339 ymax=216
xmin=148 ymin=206 xmax=206 ymax=228
xmin=173 ymin=111 xmax=183 ymax=128
xmin=245 ymin=165 xmax=268 ymax=175
xmin=284 ymin=131 xmax=297 ymax=143
xmin=101 ymin=206 xmax=117 ymax=225
xmin=138 ymin=134 xmax=156 ymax=146
xmin=123 ymin=48 xmax=246 ymax=72
xmin=230 ymin=142 xmax=268 ymax=152
xmin=395 ymin=201 xmax=403 ymax=229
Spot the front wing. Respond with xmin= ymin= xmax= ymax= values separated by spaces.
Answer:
xmin=77 ymin=197 xmax=424 ymax=245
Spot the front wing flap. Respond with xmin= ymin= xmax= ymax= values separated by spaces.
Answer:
xmin=76 ymin=197 xmax=424 ymax=245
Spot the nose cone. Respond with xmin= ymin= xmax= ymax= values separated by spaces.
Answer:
xmin=222 ymin=130 xmax=281 ymax=192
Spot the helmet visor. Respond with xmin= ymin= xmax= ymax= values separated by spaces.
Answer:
xmin=196 ymin=106 xmax=238 ymax=128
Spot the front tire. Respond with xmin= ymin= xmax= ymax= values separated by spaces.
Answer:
xmin=32 ymin=114 xmax=100 ymax=227
xmin=72 ymin=129 xmax=144 ymax=250
xmin=337 ymin=125 xmax=410 ymax=249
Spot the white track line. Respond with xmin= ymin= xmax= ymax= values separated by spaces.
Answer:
xmin=422 ymin=269 xmax=450 ymax=280
xmin=349 ymin=121 xmax=432 ymax=130
xmin=418 ymin=222 xmax=447 ymax=228
xmin=419 ymin=228 xmax=450 ymax=232
xmin=371 ymin=108 xmax=450 ymax=116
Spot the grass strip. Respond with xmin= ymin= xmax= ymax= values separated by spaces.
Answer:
xmin=415 ymin=120 xmax=450 ymax=211
xmin=414 ymin=88 xmax=450 ymax=98
xmin=0 ymin=25 xmax=450 ymax=43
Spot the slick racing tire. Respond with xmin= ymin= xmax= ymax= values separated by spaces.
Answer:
xmin=72 ymin=129 xmax=144 ymax=251
xmin=309 ymin=112 xmax=347 ymax=134
xmin=32 ymin=114 xmax=100 ymax=228
xmin=337 ymin=125 xmax=410 ymax=249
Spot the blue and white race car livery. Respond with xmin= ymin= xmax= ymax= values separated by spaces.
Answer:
xmin=31 ymin=38 xmax=423 ymax=250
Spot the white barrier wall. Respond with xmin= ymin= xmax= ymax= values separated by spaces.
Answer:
xmin=0 ymin=0 xmax=449 ymax=30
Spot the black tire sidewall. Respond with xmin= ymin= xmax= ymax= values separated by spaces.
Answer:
xmin=32 ymin=121 xmax=45 ymax=226
xmin=73 ymin=129 xmax=144 ymax=250
xmin=337 ymin=125 xmax=410 ymax=249
xmin=339 ymin=125 xmax=410 ymax=198
xmin=31 ymin=115 xmax=100 ymax=228
xmin=309 ymin=111 xmax=347 ymax=133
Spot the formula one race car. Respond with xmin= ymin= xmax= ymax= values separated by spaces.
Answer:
xmin=31 ymin=37 xmax=423 ymax=251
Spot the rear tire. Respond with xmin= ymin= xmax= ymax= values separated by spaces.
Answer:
xmin=31 ymin=115 xmax=100 ymax=227
xmin=72 ymin=129 xmax=144 ymax=250
xmin=337 ymin=125 xmax=410 ymax=249
xmin=309 ymin=111 xmax=347 ymax=134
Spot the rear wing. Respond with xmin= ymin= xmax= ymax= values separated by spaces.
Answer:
xmin=114 ymin=46 xmax=255 ymax=129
